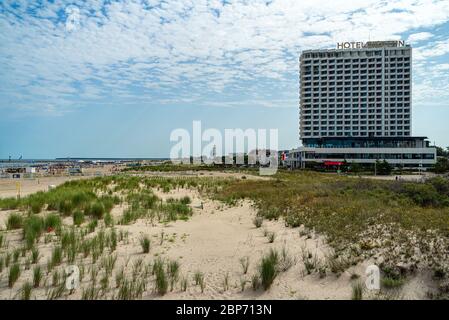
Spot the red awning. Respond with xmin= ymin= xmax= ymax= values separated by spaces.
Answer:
xmin=323 ymin=161 xmax=344 ymax=166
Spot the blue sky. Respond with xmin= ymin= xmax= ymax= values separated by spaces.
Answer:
xmin=1 ymin=0 xmax=449 ymax=158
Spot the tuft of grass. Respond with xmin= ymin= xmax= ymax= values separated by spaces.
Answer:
xmin=180 ymin=276 xmax=188 ymax=291
xmin=104 ymin=212 xmax=114 ymax=227
xmin=52 ymin=269 xmax=60 ymax=287
xmin=253 ymin=216 xmax=263 ymax=228
xmin=8 ymin=263 xmax=21 ymax=288
xmin=180 ymin=196 xmax=191 ymax=205
xmin=31 ymin=247 xmax=40 ymax=264
xmin=72 ymin=210 xmax=85 ymax=226
xmin=259 ymin=248 xmax=279 ymax=290
xmin=352 ymin=281 xmax=364 ymax=300
xmin=222 ymin=272 xmax=230 ymax=291
xmin=240 ymin=256 xmax=250 ymax=274
xmin=167 ymin=260 xmax=180 ymax=291
xmin=33 ymin=265 xmax=43 ymax=288
xmin=267 ymin=232 xmax=276 ymax=243
xmin=240 ymin=277 xmax=247 ymax=292
xmin=382 ymin=277 xmax=405 ymax=289
xmin=51 ymin=246 xmax=63 ymax=267
xmin=155 ymin=264 xmax=168 ymax=295
xmin=87 ymin=219 xmax=98 ymax=233
xmin=302 ymin=248 xmax=319 ymax=275
xmin=87 ymin=201 xmax=105 ymax=219
xmin=44 ymin=214 xmax=62 ymax=231
xmin=13 ymin=248 xmax=20 ymax=263
xmin=140 ymin=235 xmax=151 ymax=254
xmin=7 ymin=213 xmax=23 ymax=230
xmin=251 ymin=274 xmax=260 ymax=291
xmin=193 ymin=270 xmax=205 ymax=293
xmin=5 ymin=252 xmax=11 ymax=267
xmin=279 ymin=247 xmax=295 ymax=272
xmin=20 ymin=282 xmax=33 ymax=300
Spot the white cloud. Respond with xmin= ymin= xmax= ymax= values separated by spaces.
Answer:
xmin=407 ymin=31 xmax=433 ymax=43
xmin=1 ymin=0 xmax=449 ymax=113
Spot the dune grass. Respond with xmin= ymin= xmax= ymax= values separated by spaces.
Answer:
xmin=140 ymin=235 xmax=150 ymax=254
xmin=259 ymin=249 xmax=279 ymax=290
xmin=8 ymin=263 xmax=21 ymax=288
xmin=214 ymin=171 xmax=449 ymax=277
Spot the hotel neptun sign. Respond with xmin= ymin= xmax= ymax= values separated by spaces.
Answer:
xmin=336 ymin=40 xmax=406 ymax=49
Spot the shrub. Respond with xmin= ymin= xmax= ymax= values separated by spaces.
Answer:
xmin=401 ymin=183 xmax=443 ymax=207
xmin=267 ymin=232 xmax=276 ymax=243
xmin=180 ymin=196 xmax=191 ymax=205
xmin=7 ymin=213 xmax=23 ymax=230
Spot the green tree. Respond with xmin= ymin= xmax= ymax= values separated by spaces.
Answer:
xmin=435 ymin=146 xmax=449 ymax=157
xmin=376 ymin=160 xmax=392 ymax=175
xmin=434 ymin=157 xmax=449 ymax=173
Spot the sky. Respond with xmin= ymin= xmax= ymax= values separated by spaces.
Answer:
xmin=1 ymin=0 xmax=449 ymax=159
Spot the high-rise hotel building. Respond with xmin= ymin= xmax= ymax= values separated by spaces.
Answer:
xmin=289 ymin=41 xmax=436 ymax=168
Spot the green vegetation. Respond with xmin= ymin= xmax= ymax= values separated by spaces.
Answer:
xmin=153 ymin=259 xmax=168 ymax=295
xmin=253 ymin=216 xmax=263 ymax=228
xmin=7 ymin=213 xmax=23 ymax=230
xmin=259 ymin=249 xmax=279 ymax=290
xmin=214 ymin=171 xmax=449 ymax=278
xmin=240 ymin=256 xmax=250 ymax=274
xmin=140 ymin=235 xmax=150 ymax=254
xmin=167 ymin=260 xmax=180 ymax=291
xmin=434 ymin=157 xmax=449 ymax=173
xmin=352 ymin=281 xmax=363 ymax=300
xmin=8 ymin=263 xmax=21 ymax=288
xmin=72 ymin=209 xmax=85 ymax=226
xmin=20 ymin=282 xmax=33 ymax=300
xmin=33 ymin=265 xmax=43 ymax=288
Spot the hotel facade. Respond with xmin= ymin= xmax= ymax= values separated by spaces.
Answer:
xmin=288 ymin=41 xmax=436 ymax=169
